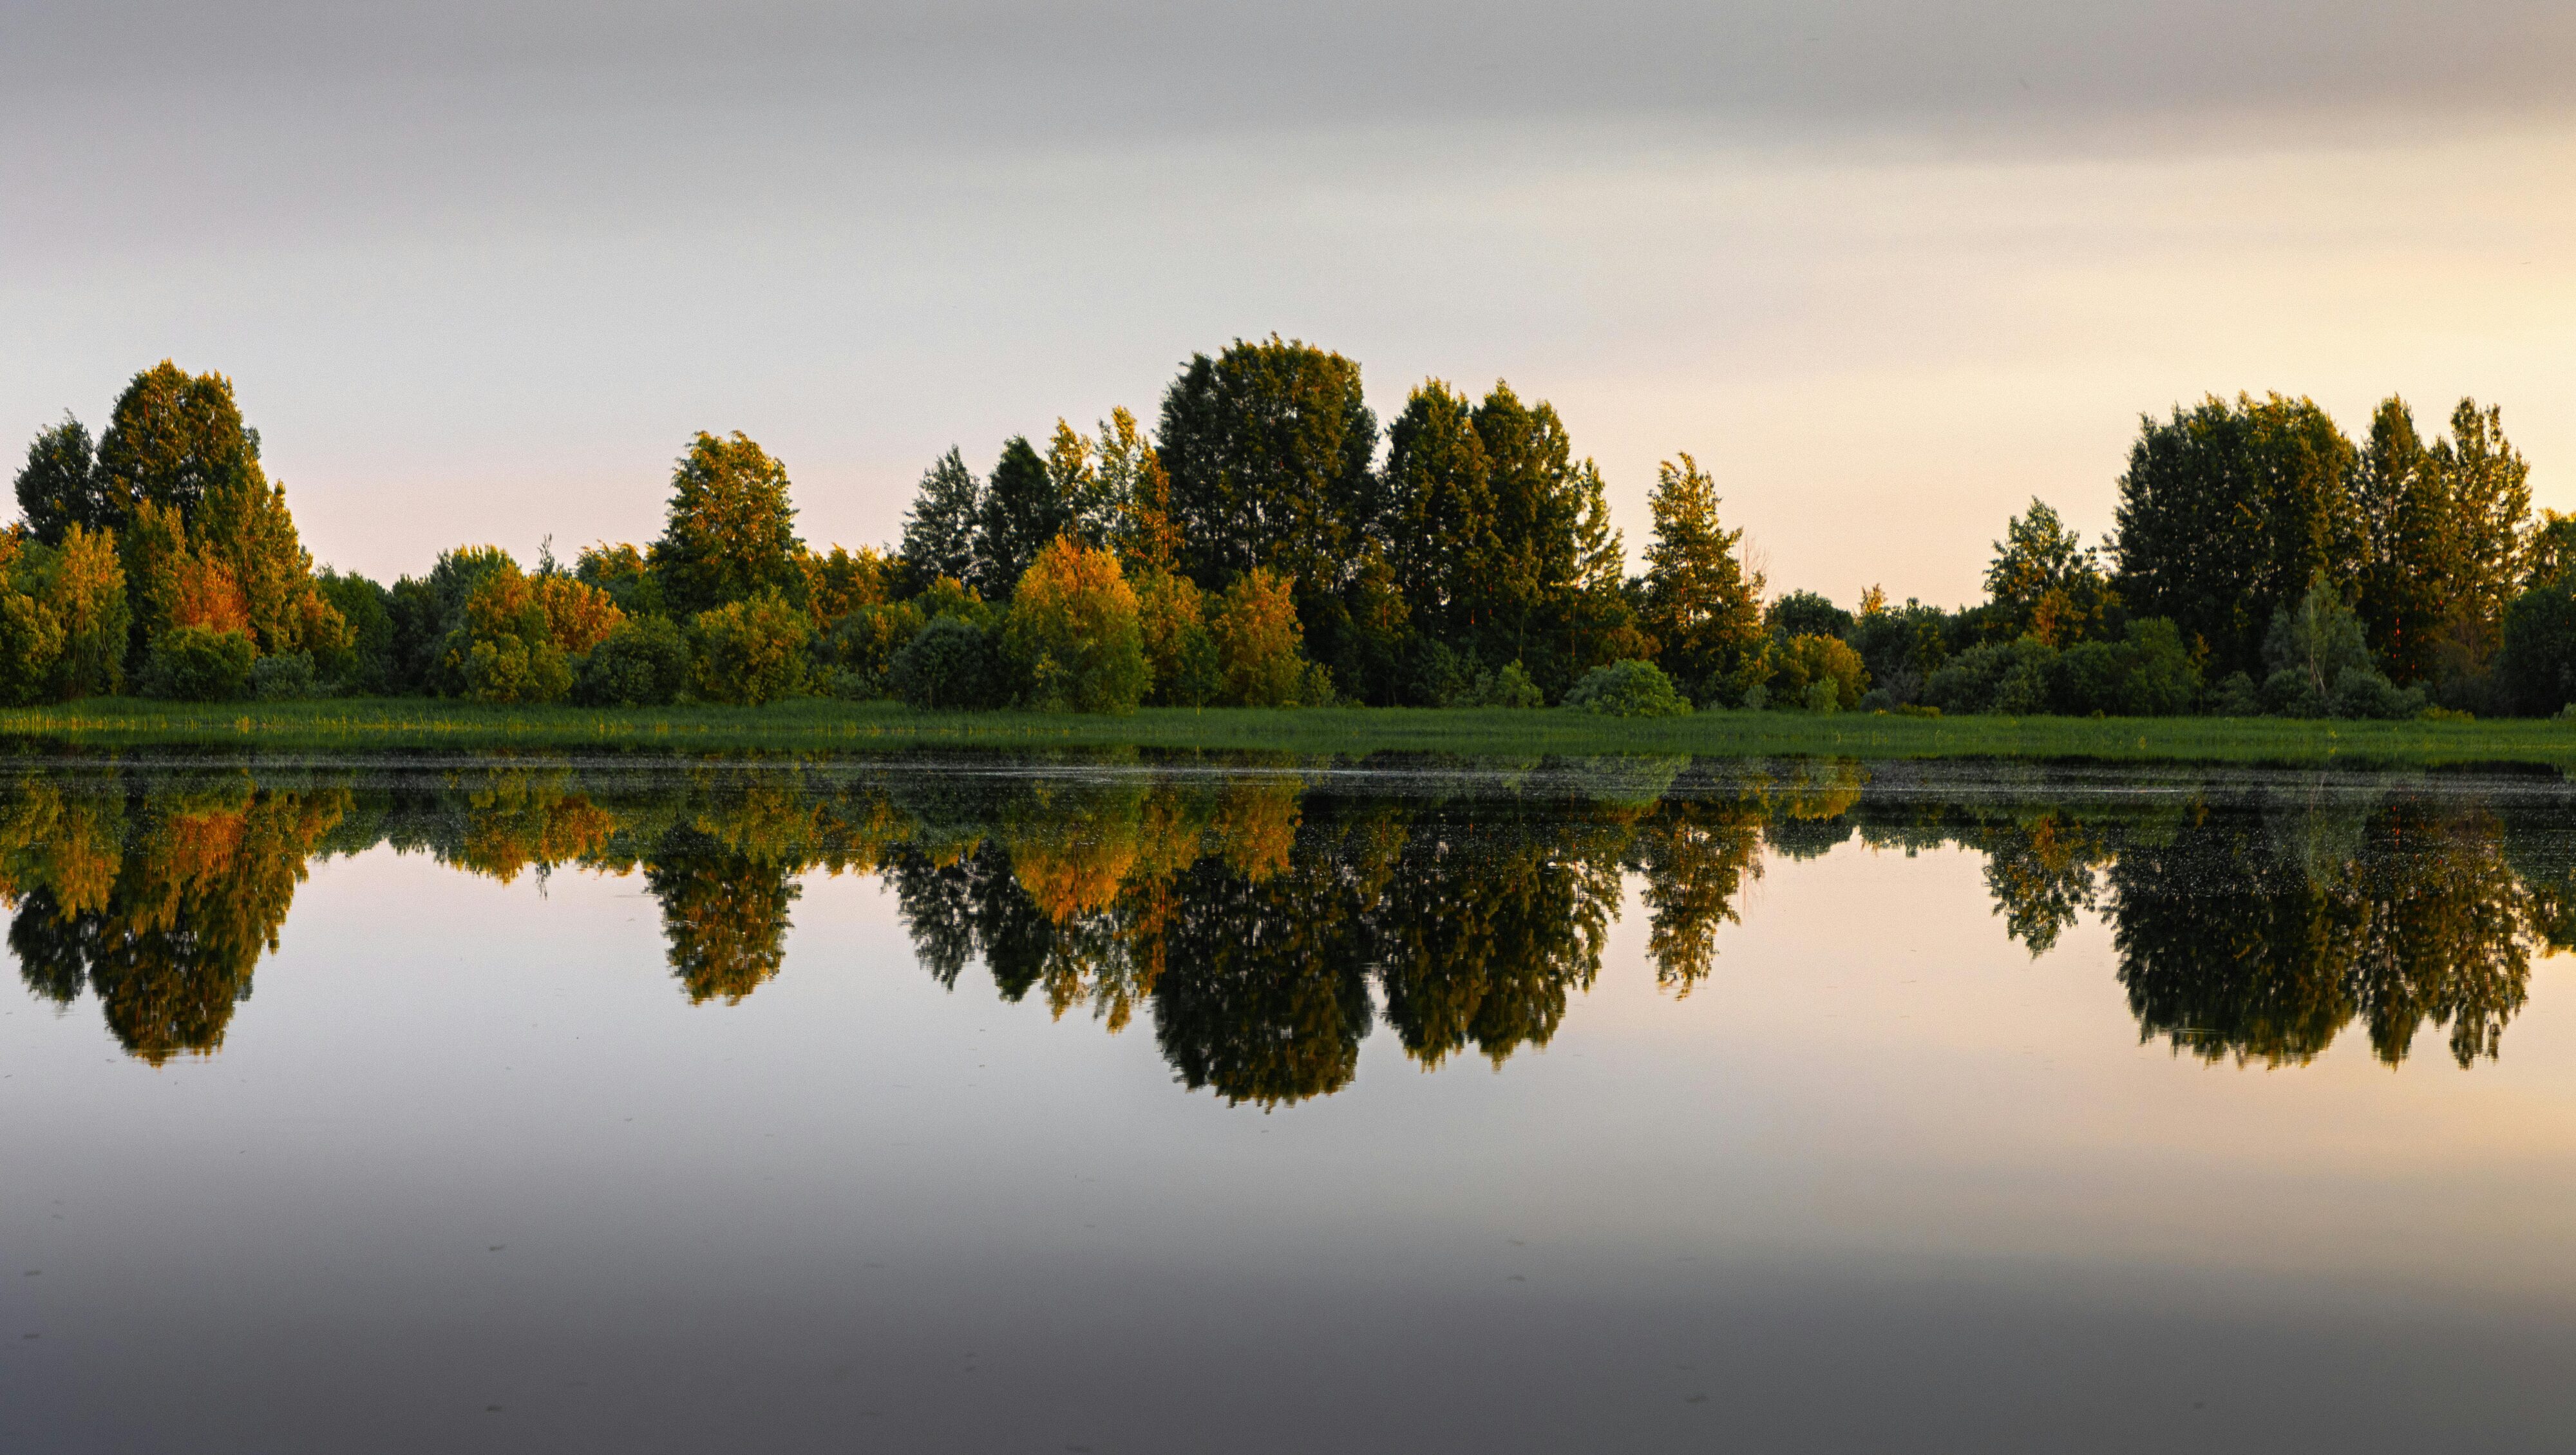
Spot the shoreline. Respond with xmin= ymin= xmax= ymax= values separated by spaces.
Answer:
xmin=0 ymin=698 xmax=2568 ymax=768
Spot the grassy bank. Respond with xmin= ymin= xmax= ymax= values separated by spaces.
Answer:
xmin=0 ymin=697 xmax=2570 ymax=767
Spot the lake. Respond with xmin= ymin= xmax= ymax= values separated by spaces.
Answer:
xmin=5 ymin=750 xmax=2576 ymax=1452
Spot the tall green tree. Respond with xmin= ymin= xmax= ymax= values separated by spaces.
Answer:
xmin=1157 ymin=335 xmax=1380 ymax=604
xmin=899 ymin=447 xmax=983 ymax=590
xmin=2351 ymin=397 xmax=2448 ymax=682
xmin=12 ymin=416 xmax=102 ymax=545
xmin=1045 ymin=419 xmax=1124 ymax=551
xmin=1384 ymin=380 xmax=1496 ymax=651
xmin=1470 ymin=384 xmax=1587 ymax=686
xmin=2350 ymin=396 xmax=2532 ymax=684
xmin=93 ymin=362 xmax=261 ymax=527
xmin=2426 ymin=397 xmax=2532 ymax=673
xmin=1561 ymin=458 xmax=1645 ymax=678
xmin=1097 ymin=408 xmax=1179 ymax=576
xmin=2110 ymin=393 xmax=2358 ymax=681
xmin=977 ymin=435 xmax=1062 ymax=600
xmin=650 ymin=431 xmax=806 ymax=617
xmin=1638 ymin=453 xmax=1766 ymax=702
xmin=84 ymin=362 xmax=339 ymax=664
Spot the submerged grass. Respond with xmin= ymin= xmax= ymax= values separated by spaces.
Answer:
xmin=0 ymin=696 xmax=2571 ymax=767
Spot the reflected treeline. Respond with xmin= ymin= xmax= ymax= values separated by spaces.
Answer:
xmin=5 ymin=753 xmax=2575 ymax=1087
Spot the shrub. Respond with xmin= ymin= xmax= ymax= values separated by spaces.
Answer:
xmin=2209 ymin=670 xmax=2262 ymax=717
xmin=2260 ymin=668 xmax=2322 ymax=718
xmin=575 ymin=615 xmax=690 ymax=707
xmin=446 ymin=559 xmax=577 ymax=704
xmin=1003 ymin=538 xmax=1148 ymax=713
xmin=819 ymin=600 xmax=924 ymax=701
xmin=2261 ymin=579 xmax=2372 ymax=707
xmin=0 ymin=527 xmax=126 ymax=704
xmin=2054 ymin=617 xmax=2203 ymax=717
xmin=1562 ymin=659 xmax=1690 ymax=717
xmin=891 ymin=615 xmax=1005 ymax=709
xmin=312 ymin=568 xmax=394 ymax=693
xmin=533 ymin=574 xmax=625 ymax=655
xmin=914 ymin=576 xmax=996 ymax=630
xmin=141 ymin=626 xmax=256 ymax=701
xmin=2329 ymin=666 xmax=2424 ymax=720
xmin=690 ymin=593 xmax=811 ymax=706
xmin=1924 ymin=637 xmax=2057 ymax=716
xmin=250 ymin=651 xmax=319 ymax=700
xmin=1209 ymin=567 xmax=1315 ymax=708
xmin=0 ymin=589 xmax=66 ymax=706
xmin=1769 ymin=633 xmax=1866 ymax=712
xmin=1135 ymin=568 xmax=1220 ymax=708
xmin=1459 ymin=659 xmax=1546 ymax=708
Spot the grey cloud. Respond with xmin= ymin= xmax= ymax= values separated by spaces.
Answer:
xmin=13 ymin=1 xmax=2576 ymax=141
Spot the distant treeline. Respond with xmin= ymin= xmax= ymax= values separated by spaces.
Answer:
xmin=10 ymin=346 xmax=2573 ymax=717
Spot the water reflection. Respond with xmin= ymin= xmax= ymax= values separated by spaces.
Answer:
xmin=5 ymin=753 xmax=2572 ymax=1085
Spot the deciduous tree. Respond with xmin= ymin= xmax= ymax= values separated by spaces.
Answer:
xmin=650 ymin=431 xmax=806 ymax=617
xmin=1638 ymin=453 xmax=1766 ymax=703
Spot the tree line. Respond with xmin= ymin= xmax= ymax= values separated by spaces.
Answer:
xmin=9 ymin=350 xmax=2569 ymax=717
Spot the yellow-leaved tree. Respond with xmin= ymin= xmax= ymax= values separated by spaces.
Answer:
xmin=1003 ymin=536 xmax=1148 ymax=713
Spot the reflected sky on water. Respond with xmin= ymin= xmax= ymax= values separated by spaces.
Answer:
xmin=6 ymin=752 xmax=2576 ymax=1452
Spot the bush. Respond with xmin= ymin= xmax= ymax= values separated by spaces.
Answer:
xmin=1210 ymin=568 xmax=1316 ymax=708
xmin=819 ymin=600 xmax=923 ymax=701
xmin=1562 ymin=659 xmax=1690 ymax=717
xmin=1003 ymin=538 xmax=1149 ymax=713
xmin=1924 ymin=637 xmax=2056 ymax=716
xmin=1134 ymin=570 xmax=1220 ymax=708
xmin=1769 ymin=633 xmax=1866 ymax=712
xmin=1459 ymin=659 xmax=1546 ymax=708
xmin=575 ymin=615 xmax=690 ymax=707
xmin=2209 ymin=670 xmax=2262 ymax=717
xmin=2260 ymin=667 xmax=2323 ymax=718
xmin=2329 ymin=666 xmax=2425 ymax=720
xmin=891 ymin=615 xmax=1005 ymax=709
xmin=2260 ymin=579 xmax=2372 ymax=709
xmin=141 ymin=626 xmax=256 ymax=701
xmin=312 ymin=568 xmax=394 ymax=693
xmin=448 ymin=559 xmax=576 ymax=704
xmin=0 ymin=589 xmax=66 ymax=706
xmin=2055 ymin=617 xmax=2202 ymax=717
xmin=690 ymin=593 xmax=811 ymax=706
xmin=250 ymin=651 xmax=318 ymax=700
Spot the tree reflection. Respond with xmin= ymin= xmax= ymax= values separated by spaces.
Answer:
xmin=645 ymin=825 xmax=800 ymax=1004
xmin=3 ymin=755 xmax=2568 ymax=1089
xmin=1151 ymin=801 xmax=1388 ymax=1107
xmin=2108 ymin=792 xmax=2533 ymax=1067
xmin=2 ymin=774 xmax=345 ymax=1063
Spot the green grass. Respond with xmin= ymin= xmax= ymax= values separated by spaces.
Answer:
xmin=0 ymin=696 xmax=2570 ymax=767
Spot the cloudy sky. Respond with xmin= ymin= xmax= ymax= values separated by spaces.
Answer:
xmin=6 ymin=1 xmax=2572 ymax=602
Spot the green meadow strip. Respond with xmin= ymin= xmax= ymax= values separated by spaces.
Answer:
xmin=0 ymin=698 xmax=2570 ymax=768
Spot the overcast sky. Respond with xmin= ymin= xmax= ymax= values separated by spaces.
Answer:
xmin=6 ymin=1 xmax=2572 ymax=602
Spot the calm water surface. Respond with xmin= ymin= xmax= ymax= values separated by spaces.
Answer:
xmin=6 ymin=751 xmax=2576 ymax=1452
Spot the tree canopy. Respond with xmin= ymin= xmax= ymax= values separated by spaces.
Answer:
xmin=650 ymin=431 xmax=806 ymax=617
